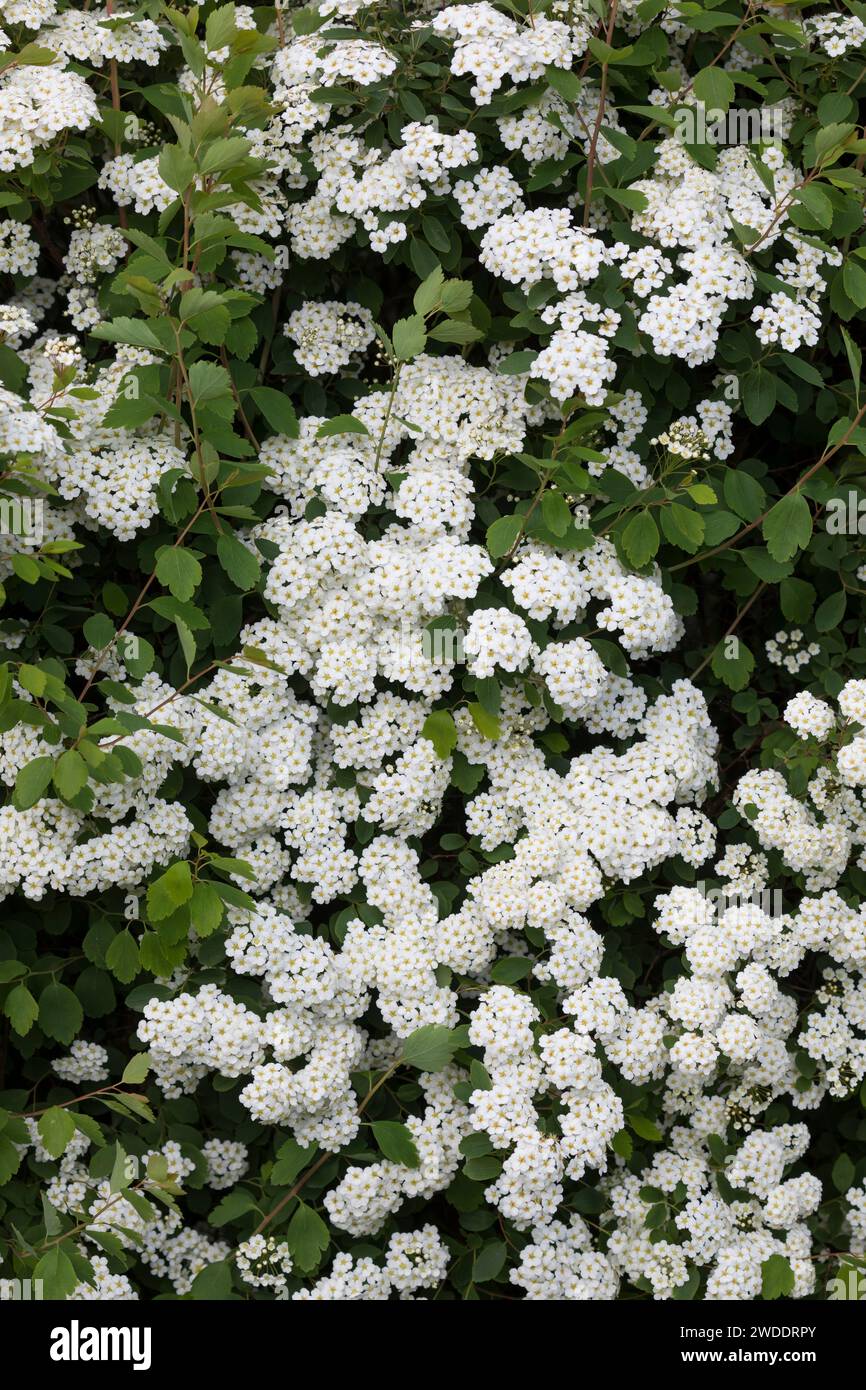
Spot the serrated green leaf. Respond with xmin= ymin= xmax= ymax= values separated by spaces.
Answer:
xmin=370 ymin=1120 xmax=420 ymax=1168
xmin=39 ymin=983 xmax=84 ymax=1045
xmin=762 ymin=492 xmax=812 ymax=562
xmin=421 ymin=709 xmax=458 ymax=759
xmin=37 ymin=1106 xmax=77 ymax=1159
xmin=402 ymin=1024 xmax=457 ymax=1073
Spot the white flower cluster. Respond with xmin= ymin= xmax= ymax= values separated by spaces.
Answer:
xmin=3 ymin=0 xmax=862 ymax=1304
xmin=765 ymin=628 xmax=820 ymax=673
xmin=726 ymin=680 xmax=866 ymax=891
xmin=284 ymin=300 xmax=375 ymax=376
xmin=805 ymin=14 xmax=866 ymax=57
xmin=431 ymin=3 xmax=585 ymax=105
xmin=0 ymin=61 xmax=97 ymax=171
xmin=53 ymin=1040 xmax=110 ymax=1084
xmin=38 ymin=7 xmax=168 ymax=66
xmin=25 ymin=1129 xmax=231 ymax=1296
xmin=292 ymin=1225 xmax=449 ymax=1299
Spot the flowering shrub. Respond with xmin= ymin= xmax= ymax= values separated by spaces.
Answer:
xmin=0 ymin=0 xmax=865 ymax=1304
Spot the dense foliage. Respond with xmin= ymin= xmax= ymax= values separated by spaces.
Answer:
xmin=0 ymin=0 xmax=866 ymax=1302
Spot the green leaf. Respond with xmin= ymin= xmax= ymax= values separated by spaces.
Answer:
xmin=12 ymin=555 xmax=41 ymax=584
xmin=622 ymin=510 xmax=659 ymax=567
xmin=91 ymin=316 xmax=164 ymax=352
xmin=742 ymin=370 xmax=777 ymax=425
xmin=541 ymin=489 xmax=572 ymax=538
xmin=217 ymin=533 xmax=260 ymax=591
xmin=761 ymin=1252 xmax=795 ymax=1300
xmin=191 ymin=1260 xmax=234 ymax=1299
xmin=473 ymin=1240 xmax=507 ymax=1283
xmin=205 ymin=3 xmax=238 ymax=51
xmin=629 ymin=1114 xmax=663 ymax=1142
xmin=271 ymin=1137 xmax=317 ymax=1186
xmin=441 ymin=283 xmax=474 ymax=316
xmin=843 ymin=259 xmax=866 ymax=310
xmin=0 ymin=1134 xmax=23 ymax=1185
xmin=138 ymin=933 xmax=176 ymax=976
xmin=402 ymin=1024 xmax=457 ymax=1073
xmin=463 ymin=1154 xmax=502 ymax=1180
xmin=693 ymin=67 xmax=735 ymax=111
xmin=105 ymin=931 xmax=140 ymax=984
xmin=53 ymin=749 xmax=88 ymax=802
xmin=147 ymin=861 xmax=193 ymax=920
xmin=109 ymin=1141 xmax=131 ymax=1192
xmin=497 ymin=350 xmax=538 ymax=375
xmin=427 ymin=319 xmax=483 ymax=345
xmin=286 ymin=1201 xmax=329 ymax=1272
xmin=841 ymin=325 xmax=862 ymax=407
xmin=671 ymin=1268 xmax=701 ymax=1300
xmin=422 ymin=709 xmax=458 ymax=759
xmin=611 ymin=1129 xmax=633 ymax=1160
xmin=711 ymin=637 xmax=755 ymax=692
xmin=39 ymin=982 xmax=84 ymax=1045
xmin=188 ymin=362 xmax=234 ymax=412
xmin=371 ymin=1120 xmax=421 ymax=1168
xmin=158 ymin=144 xmax=197 ymax=193
xmin=490 ymin=957 xmax=532 ymax=983
xmin=248 ymin=387 xmax=299 ymax=438
xmin=762 ymin=492 xmax=812 ymax=562
xmin=779 ymin=577 xmax=816 ymax=623
xmin=155 ymin=548 xmax=202 ymax=601
xmin=19 ymin=664 xmax=47 ymax=697
xmin=833 ymin=1152 xmax=855 ymax=1193
xmin=14 ymin=755 xmax=54 ymax=809
xmin=121 ymin=1052 xmax=151 ymax=1085
xmin=546 ymin=65 xmax=582 ymax=102
xmin=209 ymin=854 xmax=256 ymax=879
xmin=4 ymin=982 xmax=39 ymax=1035
xmin=742 ymin=548 xmax=791 ymax=583
xmin=600 ymin=186 xmax=649 ymax=213
xmin=34 ymin=1246 xmax=79 ymax=1300
xmin=83 ymin=614 xmax=115 ymax=649
xmin=37 ymin=1106 xmax=77 ymax=1159
xmin=124 ymin=635 xmax=156 ymax=679
xmin=795 ymin=184 xmax=834 ymax=230
xmin=76 ymin=961 xmax=120 ymax=1011
xmin=659 ymin=502 xmax=704 ymax=553
xmin=175 ymin=616 xmax=196 ymax=673
xmin=486 ymin=514 xmax=523 ymax=559
xmin=209 ymin=1189 xmax=257 ymax=1227
xmin=180 ymin=290 xmax=231 ymax=345
xmin=814 ymin=122 xmax=856 ymax=162
xmin=587 ymin=35 xmax=634 ymax=63
xmin=190 ymin=881 xmax=224 ymax=937
xmin=392 ymin=314 xmax=427 ymax=362
xmin=474 ymin=675 xmax=501 ymax=717
xmin=815 ymin=590 xmax=846 ymax=632
xmin=199 ymin=136 xmax=251 ymax=177
xmin=422 ymin=214 xmax=450 ymax=253
xmin=468 ymin=702 xmax=501 ymax=741
xmin=315 ymin=414 xmax=369 ymax=438
xmin=413 ymin=265 xmax=445 ymax=316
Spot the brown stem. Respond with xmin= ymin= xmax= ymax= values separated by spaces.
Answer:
xmin=77 ymin=497 xmax=209 ymax=702
xmin=691 ymin=581 xmax=767 ymax=682
xmin=670 ymin=401 xmax=866 ymax=574
xmin=250 ymin=1060 xmax=402 ymax=1239
xmin=582 ymin=0 xmax=619 ymax=229
xmin=106 ymin=0 xmax=128 ymax=230
xmin=637 ymin=1 xmax=757 ymax=144
xmin=221 ymin=346 xmax=259 ymax=448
